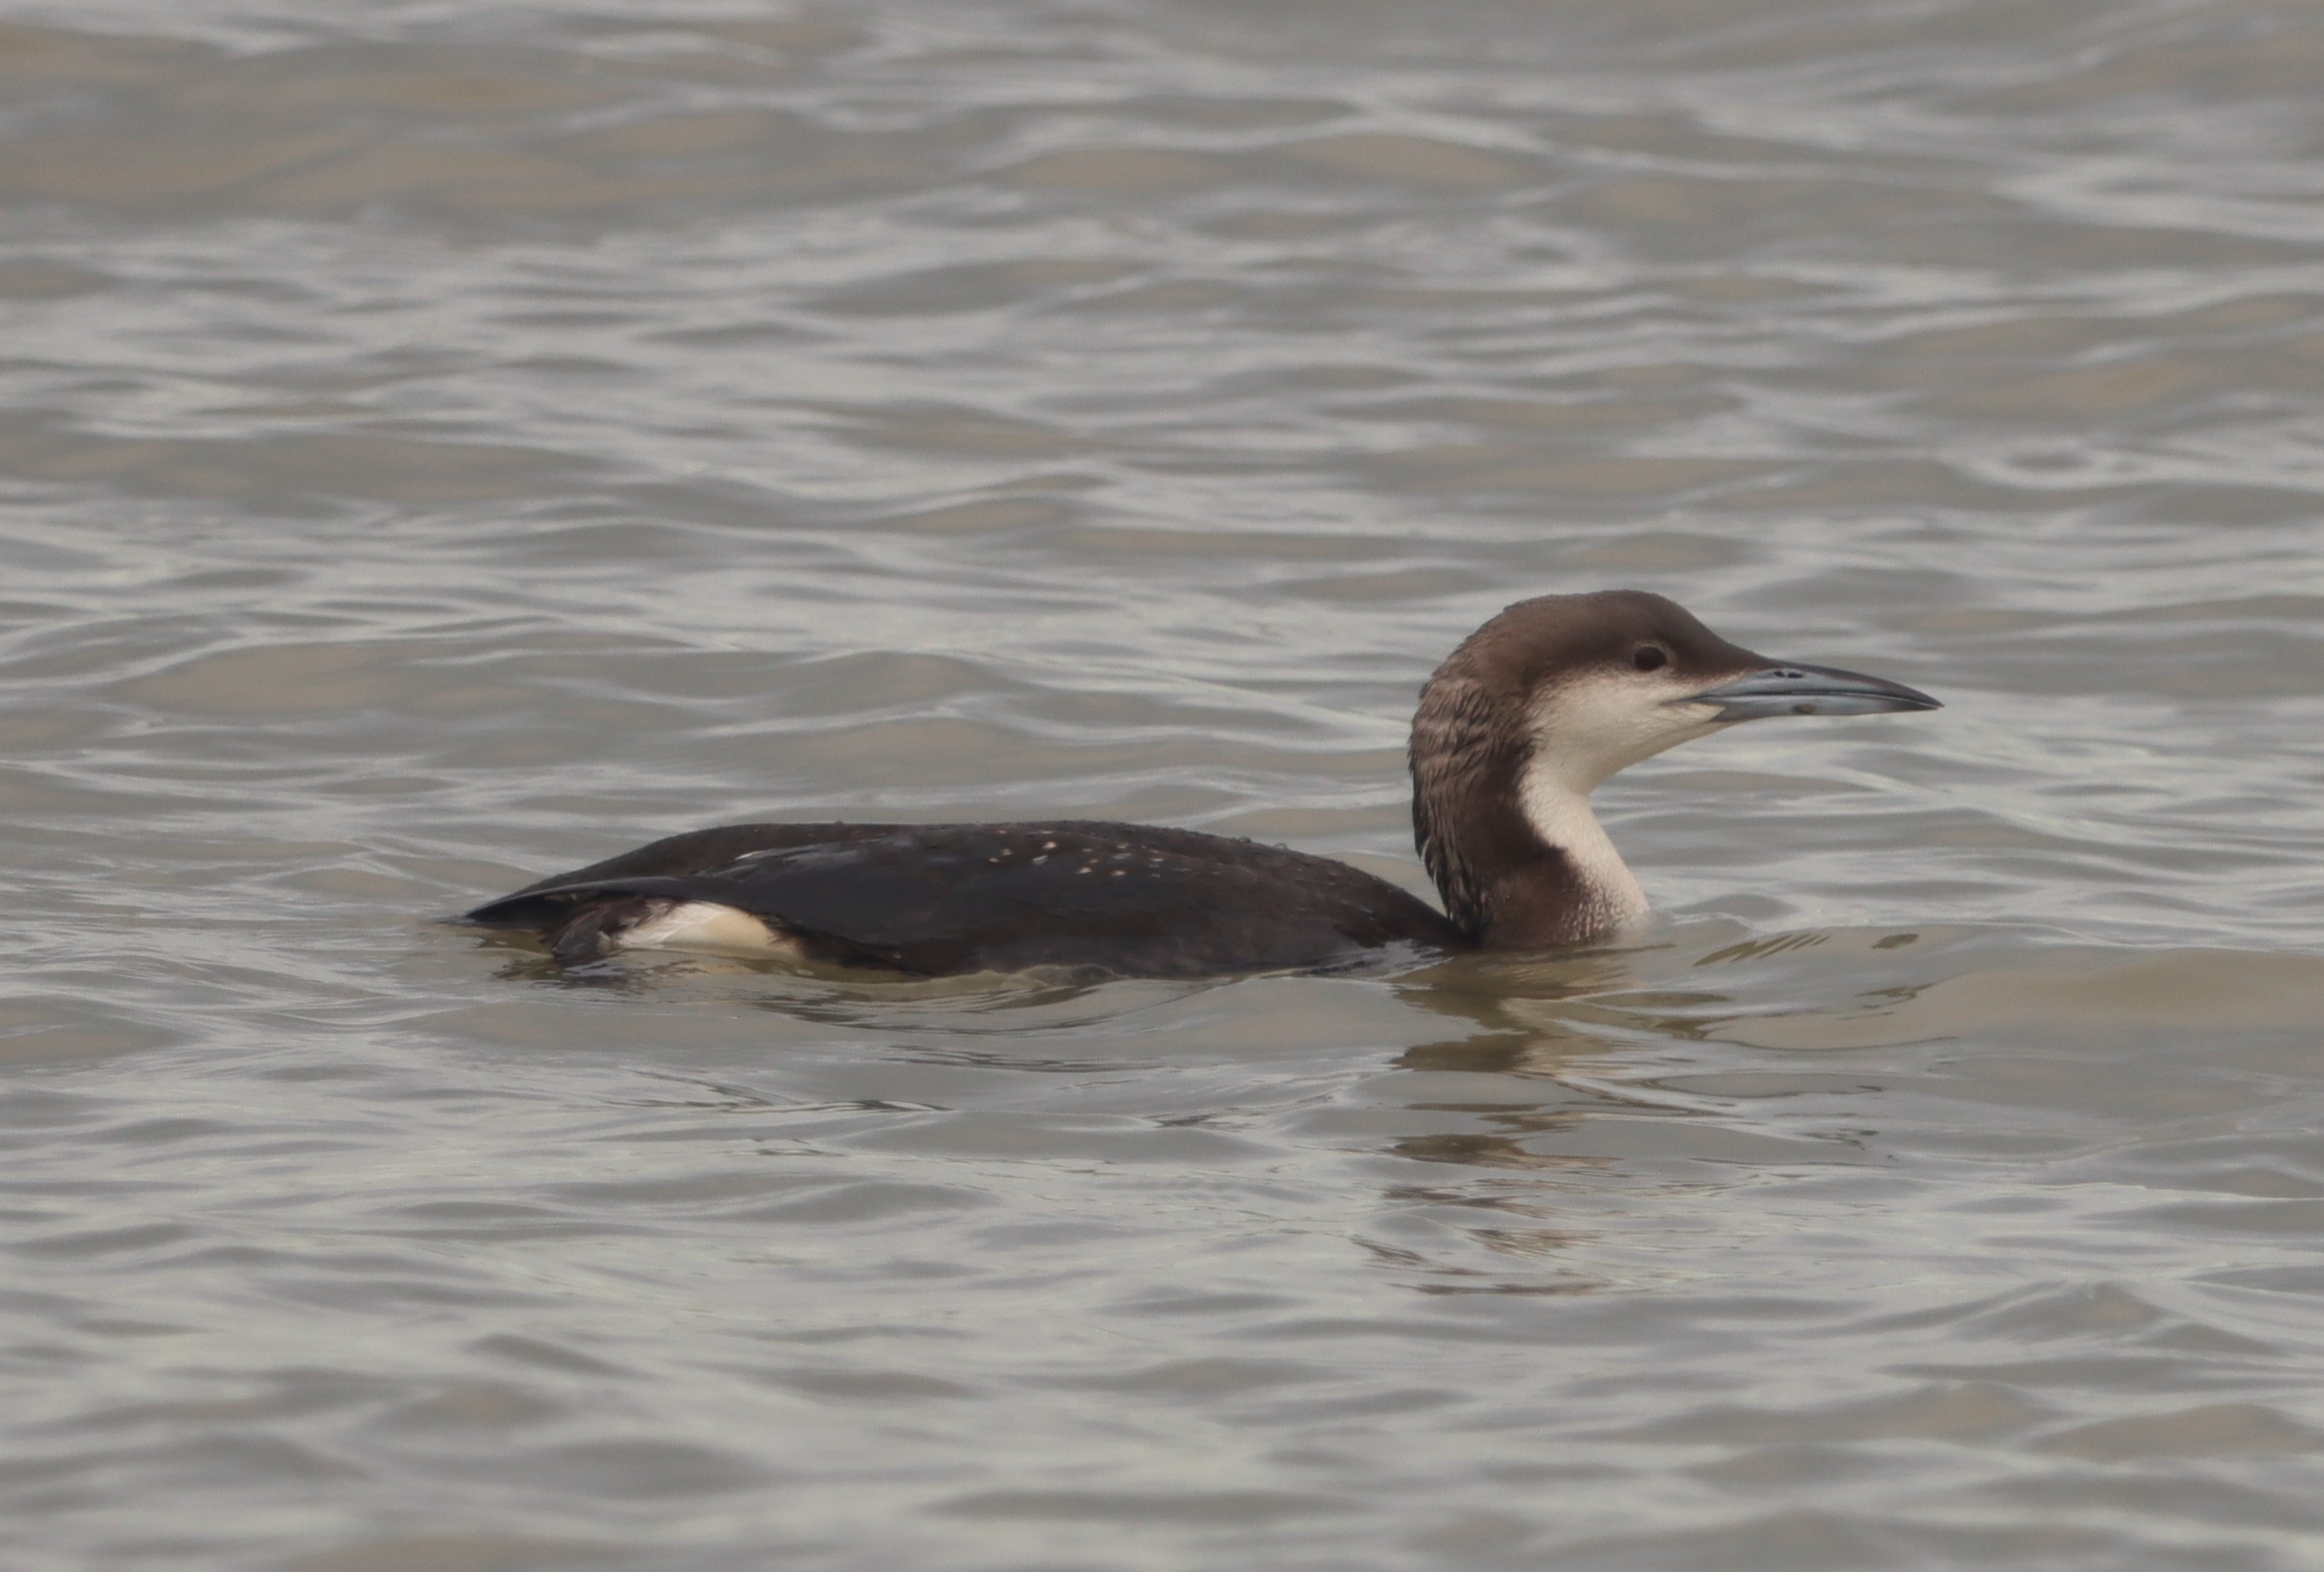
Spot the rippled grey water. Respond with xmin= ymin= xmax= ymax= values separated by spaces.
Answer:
xmin=6 ymin=1 xmax=2324 ymax=1566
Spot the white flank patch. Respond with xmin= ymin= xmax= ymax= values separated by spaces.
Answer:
xmin=616 ymin=901 xmax=803 ymax=959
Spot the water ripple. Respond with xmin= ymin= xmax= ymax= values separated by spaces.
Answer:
xmin=4 ymin=2 xmax=2323 ymax=1568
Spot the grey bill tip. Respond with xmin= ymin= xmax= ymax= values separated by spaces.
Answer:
xmin=1686 ymin=660 xmax=1941 ymax=722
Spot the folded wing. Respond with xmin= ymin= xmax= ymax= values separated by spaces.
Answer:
xmin=466 ymin=820 xmax=1459 ymax=978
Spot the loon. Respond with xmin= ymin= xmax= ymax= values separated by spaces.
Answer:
xmin=463 ymin=590 xmax=1937 ymax=978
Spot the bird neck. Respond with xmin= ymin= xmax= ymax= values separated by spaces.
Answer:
xmin=1409 ymin=681 xmax=1648 ymax=949
xmin=1510 ymin=762 xmax=1648 ymax=942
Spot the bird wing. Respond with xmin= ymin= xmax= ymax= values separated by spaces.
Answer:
xmin=468 ymin=822 xmax=1458 ymax=977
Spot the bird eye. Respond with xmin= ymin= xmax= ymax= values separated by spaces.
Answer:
xmin=1632 ymin=645 xmax=1668 ymax=672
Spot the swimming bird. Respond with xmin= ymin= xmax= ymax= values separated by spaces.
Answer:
xmin=464 ymin=590 xmax=1937 ymax=978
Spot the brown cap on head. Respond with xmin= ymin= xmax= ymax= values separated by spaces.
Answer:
xmin=1427 ymin=590 xmax=1767 ymax=704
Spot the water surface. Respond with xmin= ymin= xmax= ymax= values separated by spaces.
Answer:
xmin=5 ymin=1 xmax=2324 ymax=1567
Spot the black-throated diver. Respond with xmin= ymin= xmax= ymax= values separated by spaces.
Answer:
xmin=464 ymin=590 xmax=1937 ymax=977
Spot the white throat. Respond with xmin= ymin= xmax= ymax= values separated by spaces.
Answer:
xmin=1514 ymin=758 xmax=1649 ymax=932
xmin=1513 ymin=672 xmax=1727 ymax=936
